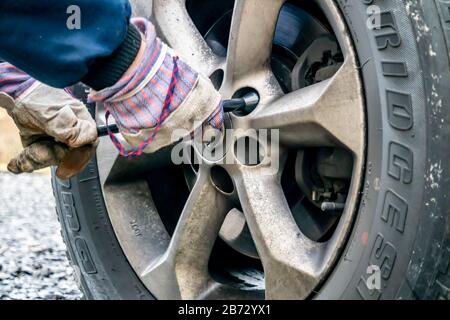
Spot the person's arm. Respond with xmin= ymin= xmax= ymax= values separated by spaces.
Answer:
xmin=0 ymin=2 xmax=224 ymax=173
xmin=0 ymin=0 xmax=140 ymax=90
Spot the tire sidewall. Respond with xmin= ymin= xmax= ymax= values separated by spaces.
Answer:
xmin=319 ymin=0 xmax=449 ymax=299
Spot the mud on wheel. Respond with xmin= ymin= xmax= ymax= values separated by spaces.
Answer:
xmin=52 ymin=0 xmax=450 ymax=299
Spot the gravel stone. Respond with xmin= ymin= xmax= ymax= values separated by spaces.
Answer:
xmin=0 ymin=172 xmax=83 ymax=300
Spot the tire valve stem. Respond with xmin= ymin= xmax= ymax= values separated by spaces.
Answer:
xmin=321 ymin=202 xmax=345 ymax=212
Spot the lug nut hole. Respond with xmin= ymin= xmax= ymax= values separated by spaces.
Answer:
xmin=210 ymin=69 xmax=225 ymax=90
xmin=210 ymin=166 xmax=234 ymax=194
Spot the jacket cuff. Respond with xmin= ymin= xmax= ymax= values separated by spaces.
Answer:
xmin=81 ymin=23 xmax=142 ymax=91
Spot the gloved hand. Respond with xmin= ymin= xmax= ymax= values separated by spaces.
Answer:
xmin=89 ymin=18 xmax=223 ymax=157
xmin=0 ymin=82 xmax=98 ymax=179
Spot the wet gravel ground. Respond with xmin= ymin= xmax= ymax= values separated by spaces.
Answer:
xmin=0 ymin=172 xmax=83 ymax=300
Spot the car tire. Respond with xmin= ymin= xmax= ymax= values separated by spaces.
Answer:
xmin=52 ymin=0 xmax=449 ymax=300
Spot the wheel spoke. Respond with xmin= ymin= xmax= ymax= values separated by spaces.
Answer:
xmin=234 ymin=167 xmax=324 ymax=299
xmin=96 ymin=136 xmax=174 ymax=185
xmin=250 ymin=59 xmax=364 ymax=156
xmin=223 ymin=0 xmax=285 ymax=99
xmin=152 ymin=0 xmax=223 ymax=75
xmin=141 ymin=167 xmax=229 ymax=300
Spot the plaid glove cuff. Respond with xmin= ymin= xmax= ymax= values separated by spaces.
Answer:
xmin=89 ymin=18 xmax=223 ymax=157
xmin=0 ymin=63 xmax=36 ymax=99
xmin=89 ymin=18 xmax=199 ymax=134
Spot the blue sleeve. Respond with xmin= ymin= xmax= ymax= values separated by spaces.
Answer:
xmin=0 ymin=0 xmax=132 ymax=88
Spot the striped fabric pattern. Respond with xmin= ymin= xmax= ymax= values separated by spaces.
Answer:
xmin=208 ymin=101 xmax=225 ymax=130
xmin=0 ymin=63 xmax=74 ymax=98
xmin=89 ymin=18 xmax=199 ymax=135
xmin=89 ymin=18 xmax=224 ymax=157
xmin=0 ymin=63 xmax=36 ymax=99
xmin=104 ymin=56 xmax=181 ymax=158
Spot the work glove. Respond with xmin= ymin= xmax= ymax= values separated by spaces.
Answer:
xmin=0 ymin=82 xmax=98 ymax=179
xmin=89 ymin=18 xmax=223 ymax=157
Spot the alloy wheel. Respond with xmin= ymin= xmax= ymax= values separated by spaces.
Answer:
xmin=95 ymin=0 xmax=365 ymax=299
